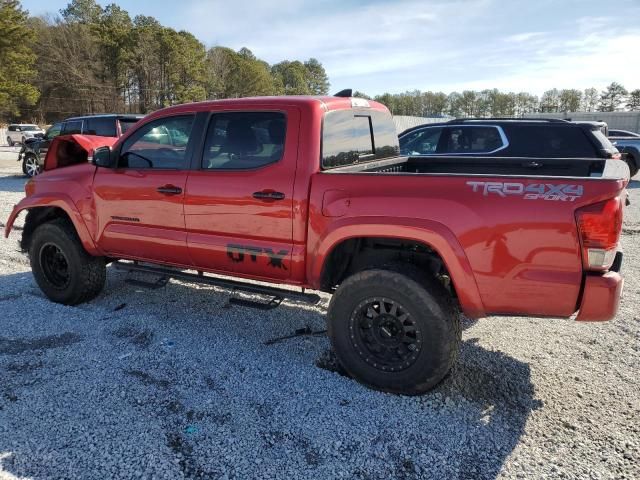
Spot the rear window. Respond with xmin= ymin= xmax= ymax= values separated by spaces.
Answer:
xmin=322 ymin=109 xmax=399 ymax=169
xmin=506 ymin=125 xmax=596 ymax=158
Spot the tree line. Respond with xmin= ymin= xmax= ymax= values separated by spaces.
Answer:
xmin=0 ymin=0 xmax=330 ymax=122
xmin=361 ymin=83 xmax=640 ymax=118
xmin=1 ymin=0 xmax=639 ymax=123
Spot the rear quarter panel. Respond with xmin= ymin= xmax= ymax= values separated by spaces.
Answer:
xmin=308 ymin=172 xmax=626 ymax=318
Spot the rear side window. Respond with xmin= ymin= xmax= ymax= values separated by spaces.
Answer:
xmin=85 ymin=117 xmax=117 ymax=137
xmin=202 ymin=112 xmax=286 ymax=170
xmin=440 ymin=126 xmax=505 ymax=154
xmin=62 ymin=121 xmax=82 ymax=135
xmin=400 ymin=127 xmax=443 ymax=155
xmin=322 ymin=110 xmax=399 ymax=169
xmin=506 ymin=126 xmax=596 ymax=157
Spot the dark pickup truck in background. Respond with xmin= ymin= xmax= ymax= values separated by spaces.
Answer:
xmin=5 ymin=94 xmax=629 ymax=395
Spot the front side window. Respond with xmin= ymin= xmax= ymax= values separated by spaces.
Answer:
xmin=46 ymin=123 xmax=62 ymax=139
xmin=202 ymin=112 xmax=286 ymax=170
xmin=400 ymin=127 xmax=443 ymax=155
xmin=119 ymin=115 xmax=194 ymax=169
xmin=441 ymin=126 xmax=504 ymax=154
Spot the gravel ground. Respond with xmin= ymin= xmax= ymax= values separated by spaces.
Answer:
xmin=0 ymin=152 xmax=638 ymax=480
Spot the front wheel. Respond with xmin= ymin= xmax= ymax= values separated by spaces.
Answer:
xmin=29 ymin=218 xmax=106 ymax=305
xmin=7 ymin=137 xmax=13 ymax=147
xmin=22 ymin=155 xmax=42 ymax=177
xmin=327 ymin=268 xmax=460 ymax=395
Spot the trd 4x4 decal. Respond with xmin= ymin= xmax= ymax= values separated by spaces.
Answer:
xmin=467 ymin=181 xmax=584 ymax=201
xmin=226 ymin=244 xmax=289 ymax=270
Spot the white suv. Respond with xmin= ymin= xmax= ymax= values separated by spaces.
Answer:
xmin=6 ymin=124 xmax=45 ymax=146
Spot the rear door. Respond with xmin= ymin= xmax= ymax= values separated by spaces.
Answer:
xmin=184 ymin=108 xmax=299 ymax=281
xmin=93 ymin=114 xmax=198 ymax=265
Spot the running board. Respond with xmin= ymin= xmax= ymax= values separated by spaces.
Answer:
xmin=112 ymin=261 xmax=321 ymax=306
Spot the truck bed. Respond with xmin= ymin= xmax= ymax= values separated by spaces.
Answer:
xmin=327 ymin=155 xmax=608 ymax=178
xmin=309 ymin=157 xmax=627 ymax=319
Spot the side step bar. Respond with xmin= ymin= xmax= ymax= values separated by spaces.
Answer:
xmin=112 ymin=261 xmax=321 ymax=307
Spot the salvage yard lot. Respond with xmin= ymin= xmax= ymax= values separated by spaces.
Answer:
xmin=0 ymin=152 xmax=638 ymax=480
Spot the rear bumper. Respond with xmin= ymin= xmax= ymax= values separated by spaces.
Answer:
xmin=575 ymin=271 xmax=623 ymax=322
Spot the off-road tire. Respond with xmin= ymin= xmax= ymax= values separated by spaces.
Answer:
xmin=29 ymin=218 xmax=106 ymax=305
xmin=327 ymin=267 xmax=460 ymax=395
xmin=625 ymin=154 xmax=638 ymax=178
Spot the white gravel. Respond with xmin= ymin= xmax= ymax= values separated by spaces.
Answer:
xmin=0 ymin=152 xmax=638 ymax=480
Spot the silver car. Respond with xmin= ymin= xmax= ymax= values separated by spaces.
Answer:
xmin=6 ymin=124 xmax=45 ymax=146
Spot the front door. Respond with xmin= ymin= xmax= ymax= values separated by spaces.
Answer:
xmin=93 ymin=114 xmax=196 ymax=266
xmin=184 ymin=109 xmax=299 ymax=281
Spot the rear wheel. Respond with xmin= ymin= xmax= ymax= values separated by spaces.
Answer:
xmin=21 ymin=136 xmax=26 ymax=145
xmin=22 ymin=154 xmax=41 ymax=177
xmin=29 ymin=218 xmax=106 ymax=305
xmin=327 ymin=268 xmax=460 ymax=395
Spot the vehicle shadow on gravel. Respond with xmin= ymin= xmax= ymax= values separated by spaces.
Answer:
xmin=0 ymin=269 xmax=541 ymax=479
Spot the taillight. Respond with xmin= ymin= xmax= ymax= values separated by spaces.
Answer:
xmin=576 ymin=197 xmax=622 ymax=271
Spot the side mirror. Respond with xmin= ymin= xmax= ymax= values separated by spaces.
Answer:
xmin=92 ymin=146 xmax=114 ymax=168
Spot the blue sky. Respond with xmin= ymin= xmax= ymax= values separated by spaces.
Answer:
xmin=22 ymin=0 xmax=640 ymax=96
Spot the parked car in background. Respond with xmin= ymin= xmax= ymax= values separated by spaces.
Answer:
xmin=17 ymin=114 xmax=143 ymax=177
xmin=399 ymin=119 xmax=619 ymax=162
xmin=18 ymin=123 xmax=62 ymax=177
xmin=6 ymin=124 xmax=45 ymax=146
xmin=609 ymin=131 xmax=640 ymax=177
xmin=609 ymin=129 xmax=640 ymax=138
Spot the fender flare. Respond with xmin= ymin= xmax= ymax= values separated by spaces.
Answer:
xmin=309 ymin=216 xmax=486 ymax=318
xmin=4 ymin=194 xmax=102 ymax=256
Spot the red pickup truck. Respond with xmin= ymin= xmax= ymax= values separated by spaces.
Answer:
xmin=4 ymin=94 xmax=628 ymax=394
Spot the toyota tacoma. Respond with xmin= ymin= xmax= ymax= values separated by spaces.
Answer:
xmin=4 ymin=93 xmax=629 ymax=394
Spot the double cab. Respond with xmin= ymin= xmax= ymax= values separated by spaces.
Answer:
xmin=4 ymin=94 xmax=628 ymax=394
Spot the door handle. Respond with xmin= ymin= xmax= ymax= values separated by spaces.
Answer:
xmin=157 ymin=185 xmax=183 ymax=195
xmin=253 ymin=191 xmax=285 ymax=201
